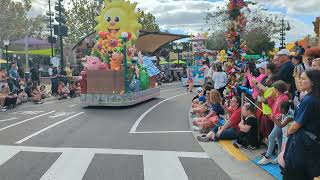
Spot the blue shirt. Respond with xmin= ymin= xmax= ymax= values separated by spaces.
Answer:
xmin=9 ymin=68 xmax=19 ymax=79
xmin=210 ymin=103 xmax=225 ymax=116
xmin=294 ymin=94 xmax=320 ymax=134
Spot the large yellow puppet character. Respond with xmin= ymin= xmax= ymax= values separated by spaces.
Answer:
xmin=95 ymin=0 xmax=142 ymax=42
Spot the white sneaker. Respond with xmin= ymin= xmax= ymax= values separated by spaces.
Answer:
xmin=271 ymin=157 xmax=278 ymax=164
xmin=258 ymin=156 xmax=273 ymax=165
xmin=192 ymin=126 xmax=200 ymax=131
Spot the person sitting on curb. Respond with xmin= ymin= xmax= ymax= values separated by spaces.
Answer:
xmin=191 ymin=91 xmax=210 ymax=118
xmin=40 ymin=85 xmax=50 ymax=99
xmin=192 ymin=90 xmax=225 ymax=133
xmin=0 ymin=83 xmax=18 ymax=111
xmin=24 ymin=81 xmax=33 ymax=98
xmin=75 ymin=81 xmax=81 ymax=97
xmin=192 ymin=87 xmax=204 ymax=102
xmin=197 ymin=96 xmax=241 ymax=142
xmin=233 ymin=103 xmax=260 ymax=150
xmin=31 ymin=84 xmax=44 ymax=104
xmin=58 ymin=81 xmax=70 ymax=100
xmin=17 ymin=89 xmax=28 ymax=104
xmin=69 ymin=81 xmax=77 ymax=98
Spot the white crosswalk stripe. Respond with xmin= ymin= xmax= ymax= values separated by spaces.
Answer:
xmin=0 ymin=145 xmax=209 ymax=180
xmin=40 ymin=150 xmax=95 ymax=180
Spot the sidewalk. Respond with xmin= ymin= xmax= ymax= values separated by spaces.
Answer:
xmin=188 ymin=108 xmax=277 ymax=180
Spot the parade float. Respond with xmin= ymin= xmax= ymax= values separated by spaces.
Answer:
xmin=80 ymin=0 xmax=161 ymax=107
xmin=181 ymin=33 xmax=217 ymax=86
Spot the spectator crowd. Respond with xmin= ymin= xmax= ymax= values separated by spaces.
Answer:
xmin=190 ymin=46 xmax=320 ymax=180
xmin=0 ymin=63 xmax=81 ymax=112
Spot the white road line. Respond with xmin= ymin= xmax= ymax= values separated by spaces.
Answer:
xmin=0 ymin=117 xmax=18 ymax=122
xmin=0 ymin=147 xmax=20 ymax=166
xmin=0 ymin=111 xmax=55 ymax=132
xmin=132 ymin=130 xmax=192 ymax=134
xmin=40 ymin=150 xmax=94 ymax=180
xmin=16 ymin=112 xmax=84 ymax=144
xmin=129 ymin=93 xmax=188 ymax=133
xmin=0 ymin=145 xmax=209 ymax=158
xmin=160 ymin=87 xmax=183 ymax=92
xmin=44 ymin=101 xmax=57 ymax=105
xmin=68 ymin=104 xmax=77 ymax=107
xmin=143 ymin=152 xmax=189 ymax=180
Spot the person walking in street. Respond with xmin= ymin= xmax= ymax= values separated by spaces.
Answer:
xmin=49 ymin=65 xmax=58 ymax=96
xmin=30 ymin=65 xmax=40 ymax=86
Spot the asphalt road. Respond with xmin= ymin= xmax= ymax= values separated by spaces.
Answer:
xmin=0 ymin=84 xmax=231 ymax=180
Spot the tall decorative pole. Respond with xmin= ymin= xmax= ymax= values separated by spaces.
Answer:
xmin=225 ymin=0 xmax=248 ymax=62
xmin=121 ymin=32 xmax=130 ymax=93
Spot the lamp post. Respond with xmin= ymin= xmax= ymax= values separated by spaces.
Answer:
xmin=3 ymin=40 xmax=10 ymax=72
xmin=280 ymin=18 xmax=290 ymax=50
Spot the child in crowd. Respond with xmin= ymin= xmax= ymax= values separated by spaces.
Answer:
xmin=31 ymin=84 xmax=43 ymax=104
xmin=192 ymin=90 xmax=209 ymax=118
xmin=0 ymin=84 xmax=6 ymax=111
xmin=24 ymin=81 xmax=33 ymax=98
xmin=75 ymin=81 xmax=81 ymax=96
xmin=276 ymin=101 xmax=295 ymax=168
xmin=69 ymin=81 xmax=77 ymax=98
xmin=187 ymin=77 xmax=194 ymax=92
xmin=197 ymin=96 xmax=242 ymax=142
xmin=233 ymin=103 xmax=260 ymax=149
xmin=258 ymin=80 xmax=289 ymax=165
xmin=192 ymin=87 xmax=204 ymax=102
xmin=17 ymin=89 xmax=28 ymax=104
xmin=1 ymin=84 xmax=18 ymax=108
xmin=58 ymin=81 xmax=70 ymax=100
xmin=192 ymin=90 xmax=225 ymax=133
xmin=40 ymin=85 xmax=50 ymax=99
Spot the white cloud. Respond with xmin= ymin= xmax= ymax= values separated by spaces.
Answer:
xmin=131 ymin=0 xmax=225 ymax=34
xmin=23 ymin=0 xmax=317 ymax=43
xmin=256 ymin=0 xmax=319 ymax=16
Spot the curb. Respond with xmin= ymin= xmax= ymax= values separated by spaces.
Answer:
xmin=188 ymin=107 xmax=274 ymax=180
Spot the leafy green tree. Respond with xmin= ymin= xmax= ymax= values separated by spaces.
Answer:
xmin=313 ymin=18 xmax=320 ymax=37
xmin=139 ymin=10 xmax=160 ymax=31
xmin=205 ymin=2 xmax=288 ymax=54
xmin=64 ymin=0 xmax=101 ymax=46
xmin=206 ymin=31 xmax=228 ymax=51
xmin=244 ymin=27 xmax=275 ymax=54
xmin=0 ymin=0 xmax=46 ymax=42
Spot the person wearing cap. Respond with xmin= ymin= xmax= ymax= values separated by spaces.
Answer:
xmin=191 ymin=89 xmax=210 ymax=118
xmin=192 ymin=87 xmax=204 ymax=102
xmin=192 ymin=90 xmax=225 ymax=133
xmin=277 ymin=49 xmax=295 ymax=98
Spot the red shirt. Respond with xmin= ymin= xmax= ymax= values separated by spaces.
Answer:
xmin=230 ymin=108 xmax=241 ymax=131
